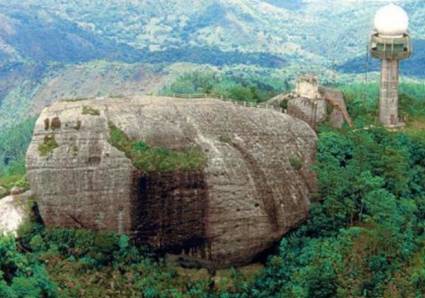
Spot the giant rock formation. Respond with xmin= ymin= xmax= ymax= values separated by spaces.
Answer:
xmin=26 ymin=96 xmax=317 ymax=268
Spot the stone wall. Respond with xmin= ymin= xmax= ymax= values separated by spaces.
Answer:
xmin=288 ymin=97 xmax=327 ymax=128
xmin=295 ymin=75 xmax=320 ymax=99
xmin=267 ymin=76 xmax=353 ymax=129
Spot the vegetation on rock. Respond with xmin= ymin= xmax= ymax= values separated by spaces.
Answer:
xmin=82 ymin=106 xmax=100 ymax=116
xmin=289 ymin=156 xmax=304 ymax=171
xmin=108 ymin=122 xmax=207 ymax=173
xmin=38 ymin=135 xmax=59 ymax=157
xmin=1 ymin=84 xmax=425 ymax=297
xmin=160 ymin=70 xmax=287 ymax=103
xmin=2 ymin=122 xmax=425 ymax=297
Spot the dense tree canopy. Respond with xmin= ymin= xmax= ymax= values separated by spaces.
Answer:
xmin=1 ymin=83 xmax=425 ymax=297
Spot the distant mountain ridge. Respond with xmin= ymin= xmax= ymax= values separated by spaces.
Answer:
xmin=2 ymin=1 xmax=424 ymax=70
xmin=1 ymin=0 xmax=425 ymax=129
xmin=338 ymin=39 xmax=425 ymax=78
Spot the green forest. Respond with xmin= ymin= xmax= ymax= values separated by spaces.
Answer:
xmin=1 ymin=79 xmax=425 ymax=297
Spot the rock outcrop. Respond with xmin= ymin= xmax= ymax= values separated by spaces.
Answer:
xmin=10 ymin=186 xmax=25 ymax=196
xmin=26 ymin=96 xmax=317 ymax=268
xmin=0 ymin=186 xmax=8 ymax=199
xmin=0 ymin=191 xmax=33 ymax=236
xmin=266 ymin=75 xmax=353 ymax=129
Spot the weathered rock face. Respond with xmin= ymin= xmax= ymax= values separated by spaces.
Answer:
xmin=318 ymin=86 xmax=353 ymax=128
xmin=0 ymin=191 xmax=33 ymax=236
xmin=26 ymin=96 xmax=317 ymax=268
xmin=288 ymin=95 xmax=328 ymax=127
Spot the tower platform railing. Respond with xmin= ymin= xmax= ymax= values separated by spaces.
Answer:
xmin=370 ymin=32 xmax=412 ymax=60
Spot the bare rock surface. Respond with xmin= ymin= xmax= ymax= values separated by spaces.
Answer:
xmin=26 ymin=95 xmax=317 ymax=268
xmin=0 ymin=191 xmax=32 ymax=236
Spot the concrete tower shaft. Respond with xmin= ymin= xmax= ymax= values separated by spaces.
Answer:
xmin=370 ymin=4 xmax=411 ymax=128
xmin=379 ymin=59 xmax=400 ymax=126
xmin=370 ymin=33 xmax=411 ymax=128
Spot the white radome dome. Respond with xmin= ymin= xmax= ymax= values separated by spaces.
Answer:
xmin=374 ymin=4 xmax=409 ymax=36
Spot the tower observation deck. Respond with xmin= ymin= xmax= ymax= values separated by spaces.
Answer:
xmin=370 ymin=4 xmax=412 ymax=128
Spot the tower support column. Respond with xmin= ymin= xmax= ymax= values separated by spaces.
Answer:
xmin=379 ymin=59 xmax=403 ymax=127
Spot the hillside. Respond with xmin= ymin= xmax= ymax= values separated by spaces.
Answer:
xmin=1 ymin=1 xmax=425 ymax=297
xmin=1 ymin=83 xmax=425 ymax=297
xmin=4 ymin=0 xmax=425 ymax=64
xmin=1 ymin=1 xmax=425 ymax=131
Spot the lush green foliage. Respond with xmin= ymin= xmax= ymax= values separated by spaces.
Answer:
xmin=0 ymin=118 xmax=35 ymax=191
xmin=2 ymin=84 xmax=425 ymax=297
xmin=0 ymin=118 xmax=35 ymax=173
xmin=108 ymin=122 xmax=207 ymax=173
xmin=2 ymin=126 xmax=425 ymax=297
xmin=0 ymin=235 xmax=58 ymax=297
xmin=245 ymin=127 xmax=425 ymax=297
xmin=2 ymin=222 xmax=226 ymax=297
xmin=339 ymin=82 xmax=425 ymax=129
xmin=81 ymin=106 xmax=100 ymax=116
xmin=37 ymin=135 xmax=59 ymax=157
xmin=160 ymin=70 xmax=289 ymax=103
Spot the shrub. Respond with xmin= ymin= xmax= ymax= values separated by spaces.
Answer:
xmin=289 ymin=156 xmax=303 ymax=170
xmin=0 ymin=236 xmax=58 ymax=297
xmin=82 ymin=106 xmax=100 ymax=116
xmin=247 ymin=127 xmax=425 ymax=297
xmin=108 ymin=122 xmax=207 ymax=172
xmin=0 ymin=118 xmax=35 ymax=177
xmin=38 ymin=135 xmax=59 ymax=157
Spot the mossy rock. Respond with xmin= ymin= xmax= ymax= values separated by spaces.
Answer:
xmin=289 ymin=156 xmax=304 ymax=170
xmin=108 ymin=122 xmax=207 ymax=173
xmin=82 ymin=106 xmax=100 ymax=116
xmin=38 ymin=135 xmax=59 ymax=156
xmin=62 ymin=97 xmax=90 ymax=102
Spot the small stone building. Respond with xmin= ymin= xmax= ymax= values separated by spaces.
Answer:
xmin=267 ymin=75 xmax=353 ymax=129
